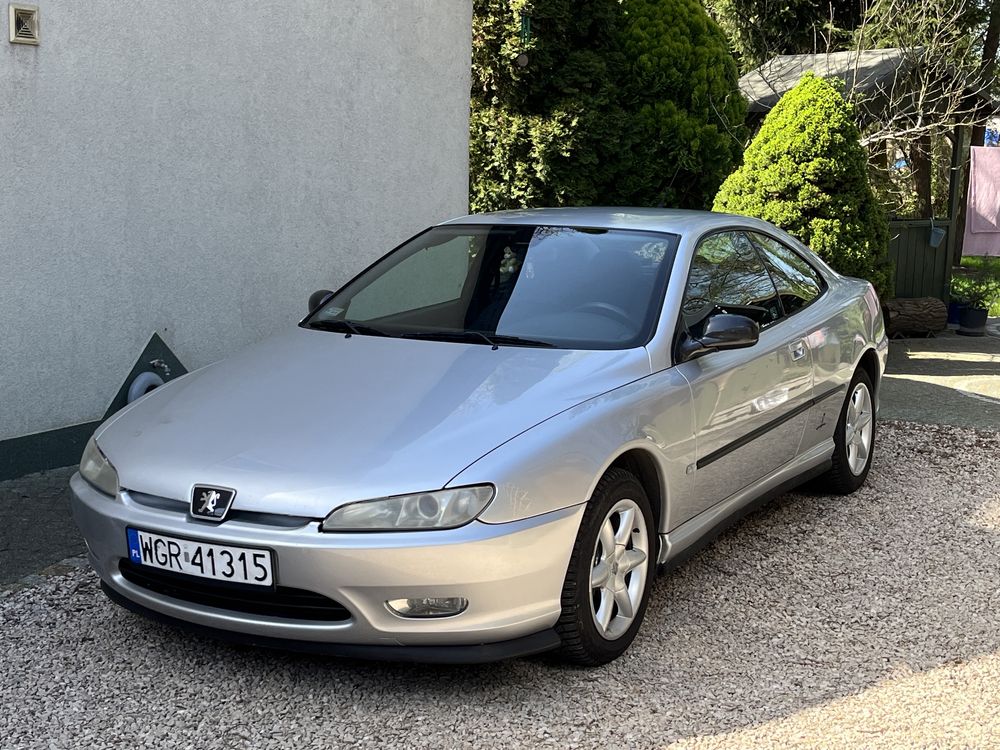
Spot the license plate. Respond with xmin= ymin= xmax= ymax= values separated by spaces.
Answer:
xmin=126 ymin=528 xmax=274 ymax=586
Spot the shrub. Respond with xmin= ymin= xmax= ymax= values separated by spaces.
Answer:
xmin=470 ymin=0 xmax=746 ymax=212
xmin=953 ymin=258 xmax=1000 ymax=313
xmin=713 ymin=73 xmax=893 ymax=298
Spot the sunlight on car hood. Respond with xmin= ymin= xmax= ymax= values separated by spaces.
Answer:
xmin=96 ymin=327 xmax=650 ymax=517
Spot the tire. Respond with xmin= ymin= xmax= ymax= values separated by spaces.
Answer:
xmin=823 ymin=368 xmax=876 ymax=494
xmin=555 ymin=467 xmax=656 ymax=666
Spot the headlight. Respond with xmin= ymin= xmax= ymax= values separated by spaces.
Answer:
xmin=80 ymin=436 xmax=120 ymax=497
xmin=320 ymin=486 xmax=494 ymax=532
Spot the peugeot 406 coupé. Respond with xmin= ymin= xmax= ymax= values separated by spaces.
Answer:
xmin=71 ymin=208 xmax=887 ymax=665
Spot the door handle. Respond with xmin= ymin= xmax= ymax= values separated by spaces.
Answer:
xmin=789 ymin=341 xmax=807 ymax=361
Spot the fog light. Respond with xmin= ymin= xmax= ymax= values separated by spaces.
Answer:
xmin=386 ymin=597 xmax=468 ymax=618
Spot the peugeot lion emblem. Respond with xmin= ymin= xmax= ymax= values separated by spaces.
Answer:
xmin=190 ymin=485 xmax=236 ymax=522
xmin=198 ymin=489 xmax=221 ymax=514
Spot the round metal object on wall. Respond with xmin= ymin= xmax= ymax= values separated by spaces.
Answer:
xmin=127 ymin=371 xmax=165 ymax=404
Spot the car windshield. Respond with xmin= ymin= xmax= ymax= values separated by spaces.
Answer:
xmin=307 ymin=224 xmax=679 ymax=350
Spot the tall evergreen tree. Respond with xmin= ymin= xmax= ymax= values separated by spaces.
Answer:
xmin=469 ymin=0 xmax=746 ymax=212
xmin=714 ymin=73 xmax=892 ymax=297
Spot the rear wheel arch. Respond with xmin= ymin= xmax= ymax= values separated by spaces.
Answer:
xmin=857 ymin=347 xmax=881 ymax=406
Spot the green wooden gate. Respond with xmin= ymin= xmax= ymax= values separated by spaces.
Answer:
xmin=887 ymin=219 xmax=952 ymax=301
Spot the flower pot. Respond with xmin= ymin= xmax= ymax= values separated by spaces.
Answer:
xmin=947 ymin=301 xmax=967 ymax=326
xmin=957 ymin=306 xmax=989 ymax=336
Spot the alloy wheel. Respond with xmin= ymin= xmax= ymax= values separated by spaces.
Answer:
xmin=845 ymin=382 xmax=874 ymax=476
xmin=589 ymin=498 xmax=649 ymax=640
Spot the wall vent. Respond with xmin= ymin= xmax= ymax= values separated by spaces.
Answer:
xmin=8 ymin=4 xmax=39 ymax=45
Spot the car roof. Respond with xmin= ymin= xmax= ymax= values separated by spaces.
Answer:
xmin=438 ymin=207 xmax=781 ymax=237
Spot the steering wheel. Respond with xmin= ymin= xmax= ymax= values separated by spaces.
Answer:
xmin=574 ymin=301 xmax=634 ymax=328
xmin=716 ymin=303 xmax=769 ymax=320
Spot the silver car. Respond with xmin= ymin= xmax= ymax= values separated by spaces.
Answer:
xmin=71 ymin=208 xmax=887 ymax=665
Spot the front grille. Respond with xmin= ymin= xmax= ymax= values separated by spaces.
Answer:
xmin=125 ymin=490 xmax=312 ymax=528
xmin=119 ymin=560 xmax=351 ymax=622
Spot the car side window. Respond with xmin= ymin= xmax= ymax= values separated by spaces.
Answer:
xmin=682 ymin=231 xmax=783 ymax=334
xmin=750 ymin=233 xmax=825 ymax=316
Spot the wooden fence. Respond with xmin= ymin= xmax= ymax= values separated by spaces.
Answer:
xmin=887 ymin=219 xmax=952 ymax=301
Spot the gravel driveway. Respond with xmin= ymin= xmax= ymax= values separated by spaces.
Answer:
xmin=3 ymin=421 xmax=1000 ymax=749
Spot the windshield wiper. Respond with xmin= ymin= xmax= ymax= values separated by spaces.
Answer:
xmin=401 ymin=330 xmax=555 ymax=349
xmin=306 ymin=318 xmax=390 ymax=338
xmin=488 ymin=334 xmax=556 ymax=349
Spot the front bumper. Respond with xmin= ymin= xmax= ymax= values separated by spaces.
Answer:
xmin=70 ymin=473 xmax=583 ymax=652
xmin=101 ymin=583 xmax=561 ymax=663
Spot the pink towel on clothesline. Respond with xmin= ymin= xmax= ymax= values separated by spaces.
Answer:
xmin=963 ymin=146 xmax=1000 ymax=256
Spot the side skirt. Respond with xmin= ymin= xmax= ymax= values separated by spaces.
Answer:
xmin=657 ymin=440 xmax=834 ymax=571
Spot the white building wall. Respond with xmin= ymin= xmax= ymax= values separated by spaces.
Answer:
xmin=0 ymin=0 xmax=472 ymax=441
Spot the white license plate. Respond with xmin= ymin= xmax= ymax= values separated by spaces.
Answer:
xmin=126 ymin=528 xmax=274 ymax=586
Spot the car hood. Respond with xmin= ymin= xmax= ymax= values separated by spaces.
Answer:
xmin=97 ymin=327 xmax=650 ymax=518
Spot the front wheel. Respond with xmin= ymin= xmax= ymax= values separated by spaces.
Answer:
xmin=555 ymin=468 xmax=655 ymax=665
xmin=823 ymin=369 xmax=876 ymax=494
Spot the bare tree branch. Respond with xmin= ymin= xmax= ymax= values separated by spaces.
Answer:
xmin=851 ymin=0 xmax=993 ymax=149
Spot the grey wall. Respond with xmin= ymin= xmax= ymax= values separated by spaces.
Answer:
xmin=0 ymin=0 xmax=472 ymax=442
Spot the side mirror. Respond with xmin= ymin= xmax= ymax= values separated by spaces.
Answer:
xmin=678 ymin=313 xmax=759 ymax=363
xmin=308 ymin=289 xmax=334 ymax=315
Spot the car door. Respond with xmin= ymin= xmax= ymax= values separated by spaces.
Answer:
xmin=672 ymin=230 xmax=814 ymax=522
xmin=748 ymin=230 xmax=832 ymax=455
